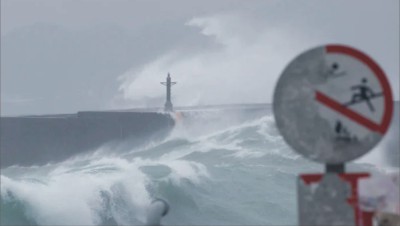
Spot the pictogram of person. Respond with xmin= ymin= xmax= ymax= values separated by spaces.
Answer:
xmin=328 ymin=62 xmax=346 ymax=77
xmin=347 ymin=78 xmax=378 ymax=112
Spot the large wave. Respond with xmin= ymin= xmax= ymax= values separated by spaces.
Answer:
xmin=1 ymin=110 xmax=397 ymax=225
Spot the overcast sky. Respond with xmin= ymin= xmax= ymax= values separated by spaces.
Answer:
xmin=1 ymin=0 xmax=399 ymax=115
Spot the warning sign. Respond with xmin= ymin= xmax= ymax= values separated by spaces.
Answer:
xmin=273 ymin=44 xmax=393 ymax=163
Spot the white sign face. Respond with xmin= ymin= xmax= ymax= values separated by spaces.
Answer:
xmin=273 ymin=45 xmax=393 ymax=163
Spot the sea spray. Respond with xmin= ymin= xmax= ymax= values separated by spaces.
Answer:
xmin=1 ymin=112 xmax=397 ymax=225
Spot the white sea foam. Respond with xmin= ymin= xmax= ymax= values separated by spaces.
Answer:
xmin=1 ymin=111 xmax=397 ymax=225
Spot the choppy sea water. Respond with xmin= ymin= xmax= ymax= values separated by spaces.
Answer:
xmin=1 ymin=109 xmax=398 ymax=225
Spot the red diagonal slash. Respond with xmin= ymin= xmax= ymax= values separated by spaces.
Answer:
xmin=315 ymin=91 xmax=384 ymax=134
xmin=324 ymin=45 xmax=393 ymax=135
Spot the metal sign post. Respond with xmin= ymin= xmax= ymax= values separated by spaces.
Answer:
xmin=272 ymin=44 xmax=393 ymax=226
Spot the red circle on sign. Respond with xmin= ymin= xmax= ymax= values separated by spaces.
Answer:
xmin=326 ymin=45 xmax=393 ymax=134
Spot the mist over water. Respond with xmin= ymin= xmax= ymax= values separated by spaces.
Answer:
xmin=115 ymin=13 xmax=320 ymax=109
xmin=1 ymin=108 xmax=397 ymax=225
xmin=1 ymin=1 xmax=398 ymax=225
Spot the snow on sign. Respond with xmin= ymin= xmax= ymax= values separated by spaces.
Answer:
xmin=273 ymin=44 xmax=393 ymax=163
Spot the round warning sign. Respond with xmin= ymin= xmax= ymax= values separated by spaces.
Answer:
xmin=273 ymin=44 xmax=393 ymax=164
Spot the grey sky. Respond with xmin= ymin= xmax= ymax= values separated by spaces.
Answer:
xmin=1 ymin=0 xmax=399 ymax=115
